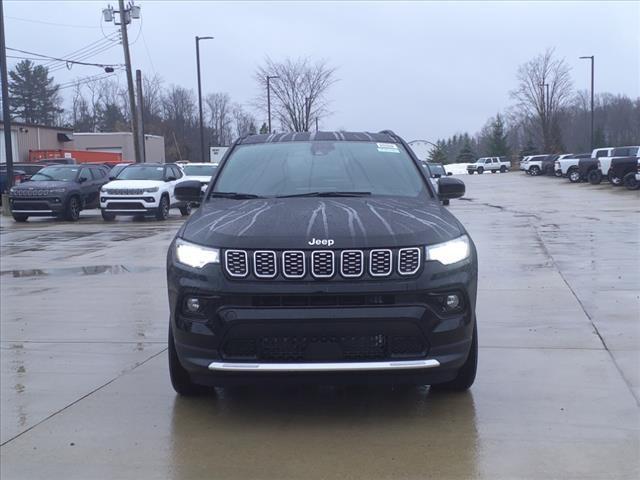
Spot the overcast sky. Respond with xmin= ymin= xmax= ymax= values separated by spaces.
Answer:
xmin=4 ymin=1 xmax=639 ymax=141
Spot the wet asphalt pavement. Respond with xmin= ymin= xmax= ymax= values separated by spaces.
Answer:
xmin=1 ymin=173 xmax=638 ymax=479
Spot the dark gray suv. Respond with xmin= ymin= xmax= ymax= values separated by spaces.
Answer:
xmin=9 ymin=164 xmax=109 ymax=222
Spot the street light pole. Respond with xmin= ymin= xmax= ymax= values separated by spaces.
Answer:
xmin=0 ymin=0 xmax=15 ymax=201
xmin=266 ymin=75 xmax=279 ymax=133
xmin=196 ymin=36 xmax=213 ymax=162
xmin=579 ymin=55 xmax=595 ymax=149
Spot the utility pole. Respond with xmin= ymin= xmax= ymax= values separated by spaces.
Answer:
xmin=315 ymin=117 xmax=318 ymax=132
xmin=196 ymin=36 xmax=213 ymax=162
xmin=266 ymin=75 xmax=279 ymax=133
xmin=135 ymin=69 xmax=145 ymax=163
xmin=579 ymin=55 xmax=595 ymax=149
xmin=103 ymin=1 xmax=142 ymax=162
xmin=304 ymin=97 xmax=310 ymax=132
xmin=0 ymin=0 xmax=14 ymax=209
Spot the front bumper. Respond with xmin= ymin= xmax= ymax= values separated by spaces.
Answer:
xmin=167 ymin=243 xmax=478 ymax=386
xmin=100 ymin=195 xmax=160 ymax=214
xmin=9 ymin=196 xmax=65 ymax=216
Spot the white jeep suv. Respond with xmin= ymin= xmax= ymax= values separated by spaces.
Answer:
xmin=100 ymin=163 xmax=191 ymax=221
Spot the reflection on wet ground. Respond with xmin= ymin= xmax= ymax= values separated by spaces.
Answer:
xmin=1 ymin=264 xmax=161 ymax=278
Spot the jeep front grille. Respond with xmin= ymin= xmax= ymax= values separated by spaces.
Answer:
xmin=224 ymin=250 xmax=248 ymax=277
xmin=398 ymin=248 xmax=421 ymax=275
xmin=222 ymin=248 xmax=422 ymax=280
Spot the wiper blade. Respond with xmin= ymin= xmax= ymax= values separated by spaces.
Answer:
xmin=277 ymin=191 xmax=372 ymax=198
xmin=209 ymin=191 xmax=263 ymax=199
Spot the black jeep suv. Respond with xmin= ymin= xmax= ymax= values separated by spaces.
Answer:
xmin=9 ymin=164 xmax=109 ymax=222
xmin=167 ymin=131 xmax=478 ymax=395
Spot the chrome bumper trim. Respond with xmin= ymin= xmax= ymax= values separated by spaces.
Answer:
xmin=208 ymin=359 xmax=440 ymax=372
xmin=11 ymin=210 xmax=54 ymax=213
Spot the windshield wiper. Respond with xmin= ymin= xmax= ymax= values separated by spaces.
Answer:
xmin=276 ymin=191 xmax=372 ymax=198
xmin=209 ymin=191 xmax=264 ymax=199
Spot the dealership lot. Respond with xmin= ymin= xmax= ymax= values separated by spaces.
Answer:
xmin=1 ymin=173 xmax=638 ymax=479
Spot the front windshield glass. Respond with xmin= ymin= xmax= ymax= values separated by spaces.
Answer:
xmin=213 ymin=141 xmax=430 ymax=198
xmin=116 ymin=165 xmax=165 ymax=181
xmin=109 ymin=164 xmax=129 ymax=178
xmin=428 ymin=164 xmax=446 ymax=176
xmin=30 ymin=166 xmax=79 ymax=182
xmin=183 ymin=165 xmax=217 ymax=176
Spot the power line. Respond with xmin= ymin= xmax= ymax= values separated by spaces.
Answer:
xmin=43 ymin=32 xmax=120 ymax=68
xmin=57 ymin=70 xmax=124 ymax=90
xmin=6 ymin=15 xmax=103 ymax=29
xmin=48 ymin=43 xmax=121 ymax=73
xmin=6 ymin=47 xmax=123 ymax=69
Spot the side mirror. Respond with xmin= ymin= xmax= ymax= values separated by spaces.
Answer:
xmin=447 ymin=172 xmax=453 ymax=176
xmin=438 ymin=177 xmax=465 ymax=200
xmin=78 ymin=177 xmax=87 ymax=183
xmin=165 ymin=176 xmax=177 ymax=182
xmin=109 ymin=175 xmax=116 ymax=181
xmin=175 ymin=180 xmax=203 ymax=203
xmin=433 ymin=173 xmax=442 ymax=178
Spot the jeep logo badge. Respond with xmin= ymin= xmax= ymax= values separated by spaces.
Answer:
xmin=308 ymin=238 xmax=335 ymax=247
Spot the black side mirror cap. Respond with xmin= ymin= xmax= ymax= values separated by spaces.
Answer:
xmin=78 ymin=177 xmax=87 ymax=183
xmin=109 ymin=176 xmax=116 ymax=180
xmin=438 ymin=177 xmax=465 ymax=200
xmin=165 ymin=176 xmax=177 ymax=182
xmin=447 ymin=172 xmax=453 ymax=176
xmin=175 ymin=180 xmax=203 ymax=203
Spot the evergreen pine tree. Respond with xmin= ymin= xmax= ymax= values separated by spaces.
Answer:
xmin=428 ymin=141 xmax=448 ymax=164
xmin=9 ymin=60 xmax=62 ymax=124
xmin=486 ymin=113 xmax=510 ymax=157
xmin=456 ymin=140 xmax=476 ymax=163
xmin=519 ymin=138 xmax=538 ymax=157
xmin=259 ymin=122 xmax=269 ymax=134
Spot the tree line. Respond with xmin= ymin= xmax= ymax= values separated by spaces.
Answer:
xmin=428 ymin=48 xmax=640 ymax=163
xmin=5 ymin=57 xmax=337 ymax=162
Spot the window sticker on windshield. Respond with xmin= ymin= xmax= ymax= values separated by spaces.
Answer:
xmin=156 ymin=167 xmax=163 ymax=170
xmin=376 ymin=142 xmax=400 ymax=153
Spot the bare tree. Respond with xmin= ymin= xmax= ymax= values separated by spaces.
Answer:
xmin=162 ymin=85 xmax=198 ymax=160
xmin=232 ymin=104 xmax=257 ymax=140
xmin=255 ymin=57 xmax=337 ymax=132
xmin=510 ymin=48 xmax=573 ymax=152
xmin=205 ymin=92 xmax=233 ymax=146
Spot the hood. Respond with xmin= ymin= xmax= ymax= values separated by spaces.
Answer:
xmin=103 ymin=179 xmax=164 ymax=189
xmin=181 ymin=197 xmax=463 ymax=249
xmin=13 ymin=180 xmax=73 ymax=190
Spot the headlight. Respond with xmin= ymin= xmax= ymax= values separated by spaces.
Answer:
xmin=143 ymin=187 xmax=159 ymax=193
xmin=425 ymin=235 xmax=471 ymax=266
xmin=49 ymin=188 xmax=67 ymax=194
xmin=100 ymin=187 xmax=106 ymax=192
xmin=175 ymin=238 xmax=220 ymax=268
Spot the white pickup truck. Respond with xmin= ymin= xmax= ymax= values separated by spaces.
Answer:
xmin=466 ymin=157 xmax=511 ymax=174
xmin=593 ymin=146 xmax=640 ymax=185
xmin=554 ymin=153 xmax=591 ymax=181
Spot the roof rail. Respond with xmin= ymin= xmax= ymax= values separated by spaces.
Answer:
xmin=378 ymin=129 xmax=400 ymax=142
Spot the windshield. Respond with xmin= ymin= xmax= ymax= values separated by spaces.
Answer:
xmin=428 ymin=164 xmax=446 ymax=176
xmin=109 ymin=164 xmax=130 ymax=178
xmin=30 ymin=166 xmax=79 ymax=182
xmin=116 ymin=165 xmax=165 ymax=181
xmin=213 ymin=141 xmax=430 ymax=198
xmin=183 ymin=165 xmax=216 ymax=176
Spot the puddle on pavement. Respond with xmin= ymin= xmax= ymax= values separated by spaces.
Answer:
xmin=1 ymin=265 xmax=161 ymax=278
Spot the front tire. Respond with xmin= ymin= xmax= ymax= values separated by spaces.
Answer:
xmin=155 ymin=195 xmax=170 ymax=221
xmin=588 ymin=169 xmax=602 ymax=185
xmin=12 ymin=213 xmax=28 ymax=222
xmin=179 ymin=203 xmax=192 ymax=217
xmin=168 ymin=327 xmax=210 ymax=396
xmin=101 ymin=210 xmax=116 ymax=221
xmin=623 ymin=172 xmax=639 ymax=190
xmin=477 ymin=167 xmax=484 ymax=174
xmin=568 ymin=168 xmax=580 ymax=183
xmin=431 ymin=323 xmax=477 ymax=392
xmin=65 ymin=195 xmax=81 ymax=221
xmin=467 ymin=171 xmax=474 ymax=175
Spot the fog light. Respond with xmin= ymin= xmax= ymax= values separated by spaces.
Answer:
xmin=185 ymin=297 xmax=201 ymax=313
xmin=445 ymin=294 xmax=460 ymax=310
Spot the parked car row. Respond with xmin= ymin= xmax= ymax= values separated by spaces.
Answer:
xmin=521 ymin=146 xmax=640 ymax=190
xmin=7 ymin=161 xmax=219 ymax=222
